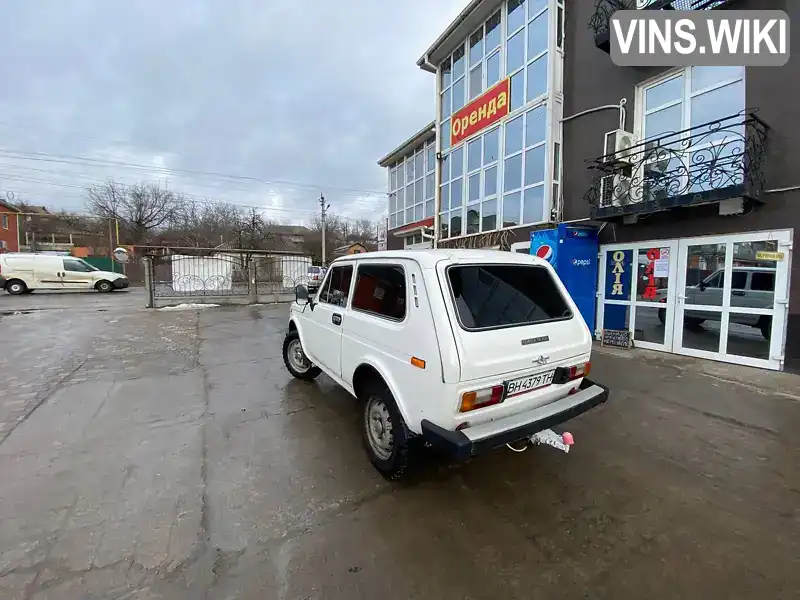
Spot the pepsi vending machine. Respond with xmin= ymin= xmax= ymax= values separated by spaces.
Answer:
xmin=530 ymin=224 xmax=599 ymax=333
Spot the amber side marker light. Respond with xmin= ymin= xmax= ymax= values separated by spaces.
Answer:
xmin=411 ymin=357 xmax=426 ymax=369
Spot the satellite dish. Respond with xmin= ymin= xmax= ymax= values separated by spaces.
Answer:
xmin=113 ymin=247 xmax=130 ymax=264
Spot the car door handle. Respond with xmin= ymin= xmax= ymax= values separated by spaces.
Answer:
xmin=331 ymin=313 xmax=342 ymax=326
xmin=732 ymin=290 xmax=746 ymax=296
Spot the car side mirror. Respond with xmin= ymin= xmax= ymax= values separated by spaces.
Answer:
xmin=295 ymin=285 xmax=309 ymax=304
xmin=698 ymin=282 xmax=707 ymax=291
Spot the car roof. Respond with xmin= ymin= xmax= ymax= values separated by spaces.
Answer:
xmin=327 ymin=248 xmax=550 ymax=269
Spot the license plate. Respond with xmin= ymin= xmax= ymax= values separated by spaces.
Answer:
xmin=504 ymin=370 xmax=555 ymax=398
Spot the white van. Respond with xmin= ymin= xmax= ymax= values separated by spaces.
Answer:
xmin=0 ymin=253 xmax=129 ymax=294
xmin=283 ymin=249 xmax=609 ymax=479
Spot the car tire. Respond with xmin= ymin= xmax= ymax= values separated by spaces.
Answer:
xmin=6 ymin=279 xmax=27 ymax=295
xmin=759 ymin=316 xmax=772 ymax=341
xmin=361 ymin=380 xmax=411 ymax=481
xmin=96 ymin=280 xmax=114 ymax=293
xmin=282 ymin=330 xmax=321 ymax=380
xmin=685 ymin=317 xmax=705 ymax=330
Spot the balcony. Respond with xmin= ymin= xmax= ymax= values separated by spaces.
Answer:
xmin=583 ymin=111 xmax=769 ymax=221
xmin=589 ymin=0 xmax=739 ymax=52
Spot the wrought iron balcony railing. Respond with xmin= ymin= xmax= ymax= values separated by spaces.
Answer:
xmin=583 ymin=111 xmax=769 ymax=220
xmin=590 ymin=0 xmax=739 ymax=52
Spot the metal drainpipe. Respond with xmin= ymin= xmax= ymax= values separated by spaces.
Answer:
xmin=427 ymin=53 xmax=441 ymax=249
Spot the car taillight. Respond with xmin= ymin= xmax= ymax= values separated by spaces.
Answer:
xmin=567 ymin=361 xmax=591 ymax=381
xmin=554 ymin=361 xmax=591 ymax=385
xmin=459 ymin=384 xmax=505 ymax=413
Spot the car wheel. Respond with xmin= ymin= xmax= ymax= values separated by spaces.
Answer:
xmin=361 ymin=380 xmax=411 ymax=480
xmin=685 ymin=317 xmax=705 ymax=330
xmin=6 ymin=279 xmax=27 ymax=295
xmin=282 ymin=330 xmax=321 ymax=380
xmin=759 ymin=316 xmax=772 ymax=341
xmin=96 ymin=280 xmax=113 ymax=293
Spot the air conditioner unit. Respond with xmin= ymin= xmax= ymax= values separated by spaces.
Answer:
xmin=603 ymin=129 xmax=637 ymax=163
xmin=599 ymin=173 xmax=633 ymax=208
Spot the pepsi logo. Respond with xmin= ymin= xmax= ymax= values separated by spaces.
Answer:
xmin=572 ymin=258 xmax=591 ymax=267
xmin=535 ymin=245 xmax=554 ymax=260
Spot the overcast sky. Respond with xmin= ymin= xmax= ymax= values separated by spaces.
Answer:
xmin=0 ymin=1 xmax=462 ymax=226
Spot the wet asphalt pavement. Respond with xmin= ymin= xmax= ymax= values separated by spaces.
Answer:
xmin=0 ymin=291 xmax=798 ymax=599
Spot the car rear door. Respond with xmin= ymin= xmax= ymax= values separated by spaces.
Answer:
xmin=32 ymin=258 xmax=63 ymax=289
xmin=437 ymin=258 xmax=591 ymax=396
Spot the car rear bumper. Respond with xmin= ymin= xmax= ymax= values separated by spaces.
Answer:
xmin=0 ymin=276 xmax=6 ymax=290
xmin=420 ymin=378 xmax=610 ymax=461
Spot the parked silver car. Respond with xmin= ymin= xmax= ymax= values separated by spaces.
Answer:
xmin=657 ymin=267 xmax=776 ymax=339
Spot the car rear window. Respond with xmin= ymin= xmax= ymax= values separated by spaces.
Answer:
xmin=447 ymin=264 xmax=572 ymax=330
xmin=308 ymin=266 xmax=320 ymax=274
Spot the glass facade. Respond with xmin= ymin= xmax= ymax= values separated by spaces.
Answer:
xmin=388 ymin=139 xmax=436 ymax=230
xmin=437 ymin=0 xmax=563 ymax=241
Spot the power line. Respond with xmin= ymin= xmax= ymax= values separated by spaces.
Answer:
xmin=0 ymin=147 xmax=389 ymax=197
xmin=0 ymin=174 xmax=385 ymax=225
xmin=0 ymin=120 xmax=390 ymax=197
xmin=0 ymin=162 xmax=386 ymax=214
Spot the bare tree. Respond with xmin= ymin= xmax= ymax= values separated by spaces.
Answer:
xmin=86 ymin=181 xmax=185 ymax=245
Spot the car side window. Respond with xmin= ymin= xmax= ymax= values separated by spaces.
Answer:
xmin=730 ymin=271 xmax=748 ymax=290
xmin=750 ymin=272 xmax=775 ymax=292
xmin=704 ymin=272 xmax=723 ymax=288
xmin=317 ymin=265 xmax=353 ymax=307
xmin=63 ymin=259 xmax=92 ymax=273
xmin=351 ymin=264 xmax=406 ymax=320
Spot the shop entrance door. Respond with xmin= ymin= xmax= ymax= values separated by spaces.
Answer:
xmin=673 ymin=230 xmax=792 ymax=371
xmin=597 ymin=240 xmax=680 ymax=353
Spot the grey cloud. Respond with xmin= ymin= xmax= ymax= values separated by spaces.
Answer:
xmin=0 ymin=0 xmax=463 ymax=223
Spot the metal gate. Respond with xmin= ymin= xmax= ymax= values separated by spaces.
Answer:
xmin=141 ymin=247 xmax=312 ymax=308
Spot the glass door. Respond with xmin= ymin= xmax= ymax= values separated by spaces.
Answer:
xmin=596 ymin=240 xmax=679 ymax=352
xmin=673 ymin=230 xmax=792 ymax=370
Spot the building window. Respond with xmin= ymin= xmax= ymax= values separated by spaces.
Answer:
xmin=640 ymin=66 xmax=744 ymax=140
xmin=1 ymin=214 xmax=7 ymax=230
xmin=439 ymin=0 xmax=549 ymax=142
xmin=638 ymin=66 xmax=745 ymax=194
xmin=440 ymin=102 xmax=548 ymax=240
xmin=404 ymin=232 xmax=427 ymax=248
xmin=435 ymin=0 xmax=556 ymax=241
xmin=388 ymin=139 xmax=435 ymax=230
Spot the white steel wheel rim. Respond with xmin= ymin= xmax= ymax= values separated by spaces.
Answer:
xmin=287 ymin=339 xmax=310 ymax=373
xmin=9 ymin=283 xmax=22 ymax=293
xmin=365 ymin=396 xmax=394 ymax=461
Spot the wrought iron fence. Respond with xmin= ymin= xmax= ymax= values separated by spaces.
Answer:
xmin=150 ymin=252 xmax=250 ymax=297
xmin=142 ymin=248 xmax=314 ymax=299
xmin=589 ymin=0 xmax=737 ymax=48
xmin=252 ymin=254 xmax=317 ymax=294
xmin=583 ymin=111 xmax=769 ymax=218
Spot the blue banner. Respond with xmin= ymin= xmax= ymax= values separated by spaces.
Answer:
xmin=604 ymin=249 xmax=632 ymax=301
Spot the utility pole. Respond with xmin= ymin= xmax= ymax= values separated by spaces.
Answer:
xmin=320 ymin=194 xmax=330 ymax=266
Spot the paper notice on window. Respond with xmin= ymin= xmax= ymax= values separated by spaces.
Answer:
xmin=654 ymin=258 xmax=670 ymax=278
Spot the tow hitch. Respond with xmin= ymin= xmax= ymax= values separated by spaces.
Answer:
xmin=506 ymin=429 xmax=574 ymax=454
